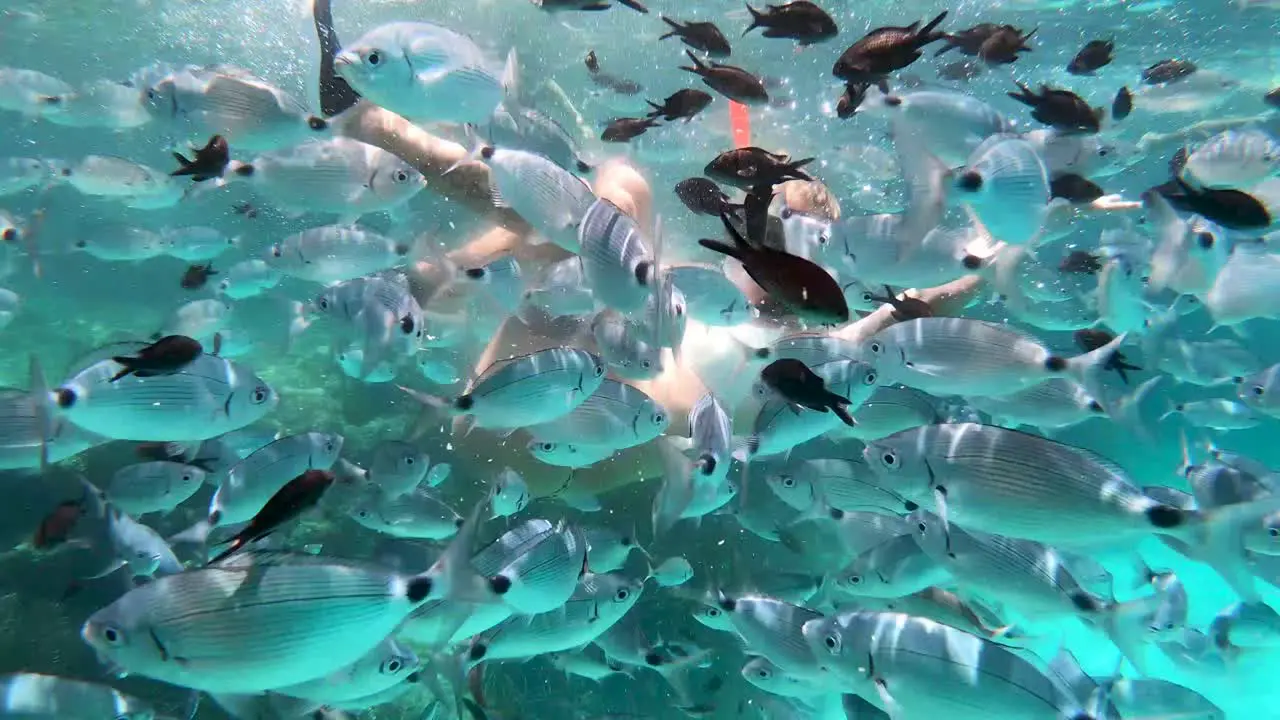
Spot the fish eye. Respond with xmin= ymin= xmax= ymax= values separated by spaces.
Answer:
xmin=868 ymin=341 xmax=883 ymax=354
xmin=404 ymin=456 xmax=415 ymax=465
xmin=640 ymin=359 xmax=652 ymax=369
xmin=251 ymin=386 xmax=270 ymax=404
xmin=652 ymin=412 xmax=666 ymax=425
xmin=382 ymin=658 xmax=403 ymax=674
xmin=366 ymin=50 xmax=382 ymax=66
xmin=594 ymin=363 xmax=605 ymax=377
xmin=146 ymin=89 xmax=156 ymax=100
xmin=847 ymin=574 xmax=862 ymax=585
xmin=541 ymin=442 xmax=555 ymax=452
xmin=615 ymin=588 xmax=630 ymax=601
xmin=357 ymin=509 xmax=369 ymax=519
xmin=881 ymin=451 xmax=898 ymax=467
xmin=756 ymin=668 xmax=769 ymax=678
xmin=1253 ymin=385 xmax=1266 ymax=397
xmin=864 ymin=372 xmax=877 ymax=385
xmin=317 ymin=297 xmax=329 ymax=311
xmin=823 ymin=633 xmax=840 ymax=652
xmin=706 ymin=607 xmax=721 ymax=617
xmin=101 ymin=625 xmax=125 ymax=645
xmin=780 ymin=208 xmax=793 ymax=219
xmin=271 ymin=245 xmax=282 ymax=257
xmin=1270 ymin=527 xmax=1279 ymax=538
xmin=917 ymin=521 xmax=927 ymax=533
xmin=400 ymin=315 xmax=416 ymax=334
xmin=394 ymin=170 xmax=409 ymax=183
xmin=862 ymin=292 xmax=873 ymax=302
xmin=818 ymin=233 xmax=829 ymax=245
xmin=182 ymin=472 xmax=193 ymax=482
xmin=1196 ymin=231 xmax=1215 ymax=250
xmin=1098 ymin=148 xmax=1109 ymax=157
xmin=781 ymin=476 xmax=796 ymax=488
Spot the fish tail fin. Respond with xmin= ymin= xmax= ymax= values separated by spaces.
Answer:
xmin=412 ymin=492 xmax=497 ymax=607
xmin=24 ymin=354 xmax=53 ymax=475
xmin=501 ymin=47 xmax=520 ymax=100
xmin=445 ymin=124 xmax=489 ymax=176
xmin=918 ymin=10 xmax=948 ymax=41
xmin=894 ymin=132 xmax=950 ymax=244
xmin=397 ymin=384 xmax=451 ymax=440
xmin=617 ymin=0 xmax=648 ymax=12
xmin=831 ymin=402 xmax=857 ymax=427
xmin=1063 ymin=330 xmax=1127 ymax=396
xmin=169 ymin=519 xmax=213 ymax=546
xmin=679 ymin=49 xmax=706 ymax=74
xmin=743 ymin=3 xmax=763 ymax=36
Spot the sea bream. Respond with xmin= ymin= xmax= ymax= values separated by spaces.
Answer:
xmin=335 ymin=22 xmax=516 ymax=126
xmin=0 ymin=673 xmax=158 ymax=720
xmin=49 ymin=353 xmax=277 ymax=442
xmin=266 ymin=225 xmax=411 ymax=284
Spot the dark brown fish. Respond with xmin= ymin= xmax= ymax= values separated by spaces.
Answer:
xmin=208 ymin=469 xmax=337 ymax=564
xmin=934 ymin=23 xmax=1005 ymax=57
xmin=978 ymin=26 xmax=1035 ymax=65
xmin=761 ymin=358 xmax=856 ymax=425
xmin=1059 ymin=250 xmax=1103 ymax=274
xmin=1050 ymin=173 xmax=1105 ymax=204
xmin=705 ymin=147 xmax=813 ymax=190
xmin=660 ymin=15 xmax=732 ymax=57
xmin=1266 ymin=87 xmax=1280 ymax=109
xmin=836 ymin=82 xmax=871 ymax=117
xmin=1112 ymin=86 xmax=1133 ymax=121
xmin=591 ymin=73 xmax=644 ymax=96
xmin=1155 ymin=178 xmax=1272 ymax=231
xmin=699 ymin=212 xmax=849 ymax=326
xmin=232 ymin=202 xmax=259 ymax=219
xmin=868 ymin=284 xmax=933 ymax=321
xmin=171 ymin=134 xmax=230 ymax=182
xmin=833 ymin=12 xmax=948 ymax=86
xmin=1068 ymin=39 xmax=1114 ymax=75
xmin=540 ymin=0 xmax=648 ymax=13
xmin=1008 ymin=82 xmax=1101 ymax=134
xmin=180 ymin=263 xmax=217 ymax=290
xmin=585 ymin=50 xmax=600 ymax=74
xmin=1143 ymin=59 xmax=1197 ymax=85
xmin=743 ymin=1 xmax=838 ymax=46
xmin=674 ymin=177 xmax=742 ymax=217
xmin=645 ymin=89 xmax=714 ymax=122
xmin=937 ymin=60 xmax=982 ymax=82
xmin=601 ymin=116 xmax=661 ymax=142
xmin=1074 ymin=328 xmax=1141 ymax=384
xmin=33 ymin=500 xmax=84 ymax=550
xmin=679 ymin=50 xmax=769 ymax=105
xmin=109 ymin=335 xmax=204 ymax=383
xmin=742 ymin=184 xmax=774 ymax=246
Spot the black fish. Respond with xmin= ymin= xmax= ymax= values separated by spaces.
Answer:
xmin=833 ymin=11 xmax=948 ymax=85
xmin=934 ymin=23 xmax=1006 ymax=57
xmin=208 ymin=469 xmax=337 ymax=564
xmin=591 ymin=73 xmax=644 ymax=96
xmin=867 ymin=284 xmax=933 ymax=321
xmin=539 ymin=0 xmax=648 ymax=13
xmin=674 ymin=177 xmax=742 ymax=217
xmin=836 ymin=82 xmax=871 ymax=117
xmin=679 ymin=50 xmax=769 ymax=105
xmin=645 ymin=89 xmax=714 ymax=122
xmin=743 ymin=1 xmax=839 ymax=46
xmin=170 ymin=135 xmax=230 ymax=182
xmin=585 ymin=50 xmax=600 ymax=74
xmin=699 ymin=212 xmax=850 ymax=326
xmin=1112 ymin=86 xmax=1133 ymax=121
xmin=1050 ymin=173 xmax=1105 ymax=204
xmin=742 ymin=183 xmax=774 ymax=246
xmin=1266 ymin=87 xmax=1280 ymax=109
xmin=601 ymin=116 xmax=661 ymax=142
xmin=1008 ymin=82 xmax=1101 ymax=134
xmin=705 ymin=146 xmax=813 ymax=190
xmin=1067 ymin=39 xmax=1114 ymax=75
xmin=1155 ymin=178 xmax=1272 ymax=231
xmin=109 ymin=335 xmax=204 ymax=383
xmin=1059 ymin=250 xmax=1102 ymax=274
xmin=1143 ymin=59 xmax=1197 ymax=85
xmin=180 ymin=263 xmax=218 ymax=290
xmin=312 ymin=0 xmax=360 ymax=117
xmin=761 ymin=358 xmax=856 ymax=426
xmin=660 ymin=15 xmax=732 ymax=57
xmin=1074 ymin=328 xmax=1141 ymax=384
xmin=978 ymin=26 xmax=1035 ymax=65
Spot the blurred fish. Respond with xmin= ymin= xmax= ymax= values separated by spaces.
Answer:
xmin=1067 ymin=39 xmax=1113 ymax=75
xmin=368 ymin=440 xmax=430 ymax=498
xmin=65 ymin=155 xmax=185 ymax=209
xmin=679 ymin=51 xmax=768 ymax=106
xmin=107 ymin=461 xmax=206 ymax=516
xmin=743 ymin=1 xmax=838 ymax=46
xmin=952 ymin=135 xmax=1049 ymax=245
xmin=273 ymin=635 xmax=419 ymax=705
xmin=209 ymin=468 xmax=337 ymax=564
xmin=77 ymin=476 xmax=183 ymax=582
xmin=351 ymin=485 xmax=462 ymax=540
xmin=491 ymin=467 xmax=529 ymax=518
xmin=660 ymin=16 xmax=732 ymax=57
xmin=1008 ymin=82 xmax=1101 ymax=134
xmin=267 ymin=226 xmax=410 ymax=284
xmin=647 ymin=556 xmax=694 ymax=587
xmin=0 ymin=673 xmax=158 ymax=720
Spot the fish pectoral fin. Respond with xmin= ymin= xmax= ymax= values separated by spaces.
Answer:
xmin=83 ymin=558 xmax=127 ymax=580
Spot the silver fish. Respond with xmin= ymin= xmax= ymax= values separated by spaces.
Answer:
xmin=1183 ymin=128 xmax=1280 ymax=189
xmin=403 ymin=346 xmax=605 ymax=431
xmin=550 ymin=646 xmax=634 ymax=682
xmin=0 ymin=157 xmax=56 ymax=195
xmin=0 ymin=673 xmax=157 ymax=720
xmin=65 ymin=155 xmax=184 ymax=209
xmin=268 ymin=226 xmax=411 ymax=284
xmin=472 ymin=144 xmax=596 ymax=252
xmin=336 ymin=22 xmax=514 ymax=126
xmin=79 ymin=477 xmax=183 ymax=581
xmin=350 ymin=485 xmax=462 ymax=540
xmin=716 ymin=593 xmax=825 ymax=677
xmin=765 ymin=457 xmax=915 ymax=516
xmin=521 ymin=256 xmax=596 ymax=319
xmin=591 ymin=309 xmax=664 ymax=381
xmin=583 ymin=525 xmax=650 ymax=573
xmin=525 ymin=378 xmax=669 ymax=449
xmin=863 ymin=423 xmax=1185 ymax=546
xmin=687 ymin=391 xmax=733 ymax=483
xmin=667 ymin=265 xmax=752 ymax=327
xmin=315 ymin=275 xmax=425 ymax=380
xmin=80 ymin=550 xmax=446 ymax=693
xmin=145 ymin=67 xmax=328 ymax=151
xmin=368 ymin=440 xmax=430 ymax=498
xmin=217 ymin=259 xmax=282 ymax=300
xmin=161 ymin=226 xmax=238 ymax=263
xmin=741 ymin=656 xmax=842 ymax=699
xmin=834 ymin=385 xmax=939 ymax=441
xmin=205 ymin=431 xmax=345 ymax=527
xmin=1094 ymin=677 xmax=1223 ymax=720
xmin=107 ymin=461 xmax=207 ymax=516
xmin=471 ymin=518 xmax=586 ymax=615
xmin=74 ymin=226 xmax=166 ymax=262
xmin=966 ymin=378 xmax=1105 ymax=432
xmin=272 ymin=635 xmax=419 ymax=704
xmin=837 ymin=532 xmax=948 ymax=599
xmin=742 ymin=359 xmax=879 ymax=460
xmin=491 ymin=467 xmax=530 ymax=518
xmin=864 ymin=317 xmax=1123 ymax=398
xmin=578 ymin=198 xmax=660 ymax=313
xmin=51 ymin=353 xmax=277 ymax=442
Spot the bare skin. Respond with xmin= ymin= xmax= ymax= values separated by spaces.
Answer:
xmin=338 ymin=105 xmax=984 ymax=498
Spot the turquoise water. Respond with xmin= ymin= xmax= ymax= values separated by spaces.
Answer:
xmin=1 ymin=0 xmax=1280 ymax=718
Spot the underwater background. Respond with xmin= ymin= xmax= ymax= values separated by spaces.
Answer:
xmin=1 ymin=0 xmax=1280 ymax=718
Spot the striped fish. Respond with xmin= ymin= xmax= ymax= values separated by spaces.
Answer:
xmin=525 ymin=379 xmax=669 ymax=449
xmin=578 ymin=198 xmax=660 ymax=313
xmin=0 ymin=673 xmax=157 ymax=720
xmin=472 ymin=518 xmax=586 ymax=615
